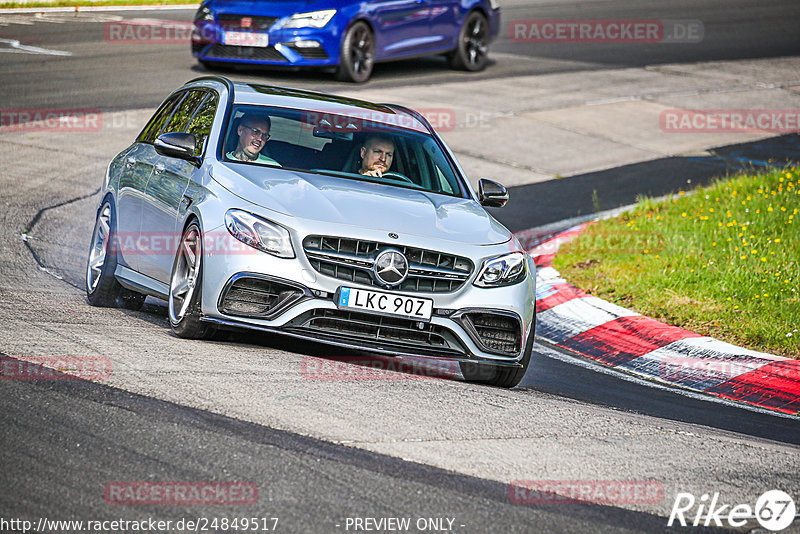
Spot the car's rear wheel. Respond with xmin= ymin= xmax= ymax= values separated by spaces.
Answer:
xmin=169 ymin=221 xmax=212 ymax=339
xmin=448 ymin=11 xmax=490 ymax=72
xmin=460 ymin=323 xmax=534 ymax=388
xmin=336 ymin=21 xmax=374 ymax=83
xmin=86 ymin=200 xmax=123 ymax=307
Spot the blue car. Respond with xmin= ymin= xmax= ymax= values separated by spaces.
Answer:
xmin=191 ymin=0 xmax=500 ymax=82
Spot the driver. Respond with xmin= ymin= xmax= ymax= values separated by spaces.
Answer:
xmin=358 ymin=135 xmax=394 ymax=177
xmin=227 ymin=113 xmax=280 ymax=166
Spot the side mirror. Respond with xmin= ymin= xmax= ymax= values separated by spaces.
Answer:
xmin=478 ymin=178 xmax=509 ymax=208
xmin=154 ymin=133 xmax=201 ymax=167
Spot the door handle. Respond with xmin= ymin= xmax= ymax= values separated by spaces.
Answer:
xmin=125 ymin=157 xmax=136 ymax=168
xmin=154 ymin=163 xmax=165 ymax=175
xmin=181 ymin=194 xmax=193 ymax=208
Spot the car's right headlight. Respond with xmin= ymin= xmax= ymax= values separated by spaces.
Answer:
xmin=225 ymin=209 xmax=294 ymax=258
xmin=281 ymin=9 xmax=336 ymax=29
xmin=473 ymin=252 xmax=527 ymax=287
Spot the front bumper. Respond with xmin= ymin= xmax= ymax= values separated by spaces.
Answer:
xmin=192 ymin=21 xmax=340 ymax=66
xmin=199 ymin=235 xmax=536 ymax=366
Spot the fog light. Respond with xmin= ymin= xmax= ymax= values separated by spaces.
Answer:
xmin=293 ymin=40 xmax=321 ymax=48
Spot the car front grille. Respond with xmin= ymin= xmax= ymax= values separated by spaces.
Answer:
xmin=303 ymin=235 xmax=473 ymax=293
xmin=286 ymin=44 xmax=329 ymax=60
xmin=288 ymin=309 xmax=467 ymax=357
xmin=218 ymin=14 xmax=278 ymax=31
xmin=219 ymin=275 xmax=306 ymax=318
xmin=206 ymin=44 xmax=287 ymax=62
xmin=458 ymin=312 xmax=522 ymax=355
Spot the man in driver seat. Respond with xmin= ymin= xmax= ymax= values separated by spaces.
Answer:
xmin=358 ymin=135 xmax=394 ymax=177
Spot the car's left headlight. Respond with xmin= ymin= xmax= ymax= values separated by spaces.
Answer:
xmin=194 ymin=5 xmax=214 ymax=22
xmin=281 ymin=9 xmax=336 ymax=29
xmin=473 ymin=252 xmax=527 ymax=287
xmin=225 ymin=209 xmax=295 ymax=258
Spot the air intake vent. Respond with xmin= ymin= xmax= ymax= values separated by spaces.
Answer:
xmin=459 ymin=312 xmax=522 ymax=355
xmin=219 ymin=275 xmax=306 ymax=318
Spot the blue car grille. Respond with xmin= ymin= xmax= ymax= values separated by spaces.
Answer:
xmin=218 ymin=14 xmax=278 ymax=31
xmin=303 ymin=235 xmax=474 ymax=293
xmin=206 ymin=44 xmax=287 ymax=62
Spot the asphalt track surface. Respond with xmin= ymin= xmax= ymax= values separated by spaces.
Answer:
xmin=1 ymin=2 xmax=800 ymax=533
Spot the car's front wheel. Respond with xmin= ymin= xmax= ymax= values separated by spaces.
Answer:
xmin=460 ymin=324 xmax=534 ymax=388
xmin=448 ymin=11 xmax=490 ymax=72
xmin=168 ymin=221 xmax=212 ymax=339
xmin=336 ymin=21 xmax=375 ymax=83
xmin=86 ymin=200 xmax=123 ymax=307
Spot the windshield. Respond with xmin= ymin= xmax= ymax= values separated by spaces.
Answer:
xmin=221 ymin=105 xmax=465 ymax=197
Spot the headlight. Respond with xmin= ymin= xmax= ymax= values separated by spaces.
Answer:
xmin=195 ymin=5 xmax=214 ymax=22
xmin=281 ymin=9 xmax=336 ymax=29
xmin=225 ymin=209 xmax=294 ymax=258
xmin=473 ymin=252 xmax=527 ymax=287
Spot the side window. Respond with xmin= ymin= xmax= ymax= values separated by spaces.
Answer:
xmin=137 ymin=93 xmax=183 ymax=144
xmin=162 ymin=90 xmax=206 ymax=135
xmin=186 ymin=92 xmax=218 ymax=157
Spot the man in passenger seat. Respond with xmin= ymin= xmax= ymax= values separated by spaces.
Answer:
xmin=227 ymin=113 xmax=281 ymax=166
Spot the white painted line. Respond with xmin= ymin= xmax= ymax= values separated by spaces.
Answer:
xmin=0 ymin=4 xmax=198 ymax=14
xmin=0 ymin=37 xmax=72 ymax=55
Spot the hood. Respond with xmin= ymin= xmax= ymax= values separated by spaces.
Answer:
xmin=213 ymin=165 xmax=512 ymax=245
xmin=207 ymin=0 xmax=315 ymax=17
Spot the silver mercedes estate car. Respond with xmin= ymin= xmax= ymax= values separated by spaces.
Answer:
xmin=86 ymin=76 xmax=536 ymax=387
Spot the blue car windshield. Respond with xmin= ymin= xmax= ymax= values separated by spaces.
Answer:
xmin=222 ymin=105 xmax=465 ymax=197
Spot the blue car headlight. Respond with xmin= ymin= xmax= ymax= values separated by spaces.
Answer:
xmin=194 ymin=5 xmax=214 ymax=22
xmin=225 ymin=209 xmax=295 ymax=258
xmin=473 ymin=252 xmax=527 ymax=287
xmin=281 ymin=9 xmax=336 ymax=29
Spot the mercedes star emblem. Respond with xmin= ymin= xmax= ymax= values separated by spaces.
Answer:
xmin=373 ymin=249 xmax=409 ymax=286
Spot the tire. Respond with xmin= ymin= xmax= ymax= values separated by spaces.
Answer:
xmin=460 ymin=320 xmax=535 ymax=388
xmin=335 ymin=21 xmax=374 ymax=83
xmin=86 ymin=200 xmax=122 ymax=307
xmin=448 ymin=11 xmax=490 ymax=72
xmin=168 ymin=221 xmax=212 ymax=339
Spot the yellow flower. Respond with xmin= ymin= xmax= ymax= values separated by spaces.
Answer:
xmin=775 ymin=238 xmax=781 ymax=243
xmin=681 ymin=212 xmax=687 ymax=217
xmin=761 ymin=257 xmax=767 ymax=262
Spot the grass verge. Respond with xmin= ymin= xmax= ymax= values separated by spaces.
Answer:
xmin=554 ymin=167 xmax=799 ymax=358
xmin=0 ymin=0 xmax=196 ymax=9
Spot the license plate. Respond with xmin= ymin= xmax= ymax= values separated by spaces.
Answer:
xmin=337 ymin=287 xmax=433 ymax=321
xmin=224 ymin=31 xmax=268 ymax=47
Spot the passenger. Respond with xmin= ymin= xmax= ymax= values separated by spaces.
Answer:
xmin=357 ymin=135 xmax=394 ymax=177
xmin=227 ymin=113 xmax=280 ymax=166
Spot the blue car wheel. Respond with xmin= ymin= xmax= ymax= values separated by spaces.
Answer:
xmin=335 ymin=21 xmax=375 ymax=83
xmin=448 ymin=11 xmax=490 ymax=72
